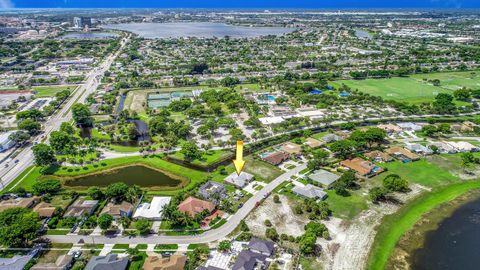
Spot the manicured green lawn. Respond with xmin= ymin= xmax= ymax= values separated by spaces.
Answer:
xmin=112 ymin=244 xmax=130 ymax=249
xmin=170 ymin=149 xmax=233 ymax=166
xmin=367 ymin=181 xmax=480 ymax=270
xmin=33 ymin=85 xmax=77 ymax=97
xmin=243 ymin=156 xmax=283 ymax=183
xmin=128 ymin=252 xmax=147 ymax=270
xmin=107 ymin=144 xmax=141 ymax=153
xmin=4 ymin=166 xmax=41 ymax=192
xmin=330 ymin=70 xmax=480 ymax=104
xmin=371 ymin=159 xmax=460 ymax=188
xmin=325 ymin=190 xmax=369 ymax=220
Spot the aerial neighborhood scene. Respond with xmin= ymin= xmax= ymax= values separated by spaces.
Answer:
xmin=1 ymin=0 xmax=480 ymax=269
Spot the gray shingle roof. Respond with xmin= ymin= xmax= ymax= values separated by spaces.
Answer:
xmin=85 ymin=254 xmax=128 ymax=270
xmin=248 ymin=238 xmax=275 ymax=256
xmin=232 ymin=250 xmax=268 ymax=270
xmin=292 ymin=184 xmax=327 ymax=200
xmin=308 ymin=170 xmax=340 ymax=187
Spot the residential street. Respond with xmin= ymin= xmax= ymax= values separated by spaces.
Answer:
xmin=46 ymin=164 xmax=307 ymax=244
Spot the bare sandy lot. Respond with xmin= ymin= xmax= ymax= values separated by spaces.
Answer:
xmin=246 ymin=195 xmax=310 ymax=237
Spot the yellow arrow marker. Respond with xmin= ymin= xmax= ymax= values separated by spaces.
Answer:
xmin=233 ymin=140 xmax=245 ymax=176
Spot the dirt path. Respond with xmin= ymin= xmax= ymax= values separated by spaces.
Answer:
xmin=324 ymin=184 xmax=428 ymax=270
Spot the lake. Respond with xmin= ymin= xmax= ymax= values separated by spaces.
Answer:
xmin=60 ymin=32 xmax=118 ymax=40
xmin=63 ymin=165 xmax=184 ymax=189
xmin=411 ymin=197 xmax=480 ymax=270
xmin=102 ymin=22 xmax=295 ymax=38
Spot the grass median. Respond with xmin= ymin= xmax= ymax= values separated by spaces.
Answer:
xmin=366 ymin=180 xmax=480 ymax=270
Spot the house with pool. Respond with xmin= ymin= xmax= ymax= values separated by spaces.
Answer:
xmin=340 ymin=157 xmax=384 ymax=178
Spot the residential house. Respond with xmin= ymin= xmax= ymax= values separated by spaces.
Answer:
xmin=385 ymin=147 xmax=420 ymax=161
xmin=248 ymin=238 xmax=275 ymax=256
xmin=100 ymin=201 xmax=134 ymax=220
xmin=451 ymin=121 xmax=477 ymax=133
xmin=446 ymin=141 xmax=479 ymax=152
xmin=430 ymin=141 xmax=457 ymax=154
xmin=198 ymin=181 xmax=227 ymax=202
xmin=63 ymin=197 xmax=98 ymax=218
xmin=304 ymin=137 xmax=324 ymax=149
xmin=340 ymin=158 xmax=384 ymax=178
xmin=365 ymin=151 xmax=394 ymax=163
xmin=224 ymin=172 xmax=255 ymax=188
xmin=405 ymin=143 xmax=434 ymax=155
xmin=232 ymin=250 xmax=269 ymax=270
xmin=31 ymin=254 xmax=74 ymax=270
xmin=142 ymin=255 xmax=187 ymax=270
xmin=377 ymin=124 xmax=402 ymax=134
xmin=133 ymin=196 xmax=171 ymax=220
xmin=322 ymin=134 xmax=342 ymax=143
xmin=308 ymin=170 xmax=341 ymax=189
xmin=261 ymin=151 xmax=290 ymax=166
xmin=280 ymin=142 xmax=302 ymax=156
xmin=85 ymin=254 xmax=128 ymax=270
xmin=33 ymin=202 xmax=56 ymax=218
xmin=292 ymin=184 xmax=327 ymax=200
xmin=177 ymin=196 xmax=215 ymax=217
xmin=0 ymin=196 xmax=37 ymax=212
xmin=396 ymin=122 xmax=423 ymax=131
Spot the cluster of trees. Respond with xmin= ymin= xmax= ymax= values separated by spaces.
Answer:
xmin=299 ymin=221 xmax=330 ymax=255
xmin=329 ymin=127 xmax=387 ymax=159
xmin=293 ymin=198 xmax=331 ymax=220
xmin=369 ymin=174 xmax=409 ymax=203
xmin=421 ymin=123 xmax=451 ymax=137
xmin=72 ymin=104 xmax=94 ymax=127
xmin=148 ymin=112 xmax=191 ymax=147
xmin=331 ymin=171 xmax=357 ymax=196
xmin=0 ymin=208 xmax=41 ymax=247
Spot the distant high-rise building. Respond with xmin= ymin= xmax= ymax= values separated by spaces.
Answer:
xmin=73 ymin=17 xmax=92 ymax=28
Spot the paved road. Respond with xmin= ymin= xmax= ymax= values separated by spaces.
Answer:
xmin=0 ymin=36 xmax=130 ymax=191
xmin=46 ymin=164 xmax=307 ymax=245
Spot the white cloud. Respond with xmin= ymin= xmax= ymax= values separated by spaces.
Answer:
xmin=0 ymin=0 xmax=14 ymax=9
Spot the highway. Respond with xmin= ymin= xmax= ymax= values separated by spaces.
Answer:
xmin=46 ymin=164 xmax=307 ymax=245
xmin=0 ymin=35 xmax=130 ymax=191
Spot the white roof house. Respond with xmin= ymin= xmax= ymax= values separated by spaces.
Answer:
xmin=259 ymin=116 xmax=285 ymax=125
xmin=396 ymin=122 xmax=423 ymax=131
xmin=446 ymin=141 xmax=478 ymax=152
xmin=224 ymin=172 xmax=254 ymax=188
xmin=133 ymin=196 xmax=171 ymax=220
xmin=292 ymin=184 xmax=327 ymax=200
xmin=308 ymin=170 xmax=341 ymax=188
xmin=0 ymin=131 xmax=15 ymax=152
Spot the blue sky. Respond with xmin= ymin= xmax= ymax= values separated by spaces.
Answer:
xmin=1 ymin=0 xmax=479 ymax=9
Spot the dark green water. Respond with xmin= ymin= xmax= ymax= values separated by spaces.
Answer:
xmin=411 ymin=197 xmax=480 ymax=270
xmin=64 ymin=165 xmax=183 ymax=188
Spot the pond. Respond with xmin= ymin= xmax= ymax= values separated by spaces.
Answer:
xmin=63 ymin=165 xmax=185 ymax=189
xmin=411 ymin=196 xmax=480 ymax=270
xmin=102 ymin=22 xmax=295 ymax=38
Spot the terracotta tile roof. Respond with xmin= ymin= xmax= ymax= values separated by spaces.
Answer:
xmin=304 ymin=137 xmax=324 ymax=148
xmin=340 ymin=157 xmax=383 ymax=177
xmin=365 ymin=151 xmax=393 ymax=162
xmin=33 ymin=202 xmax=56 ymax=218
xmin=177 ymin=196 xmax=215 ymax=217
xmin=262 ymin=151 xmax=290 ymax=165
xmin=280 ymin=142 xmax=302 ymax=155
xmin=385 ymin=147 xmax=420 ymax=160
xmin=0 ymin=197 xmax=37 ymax=212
